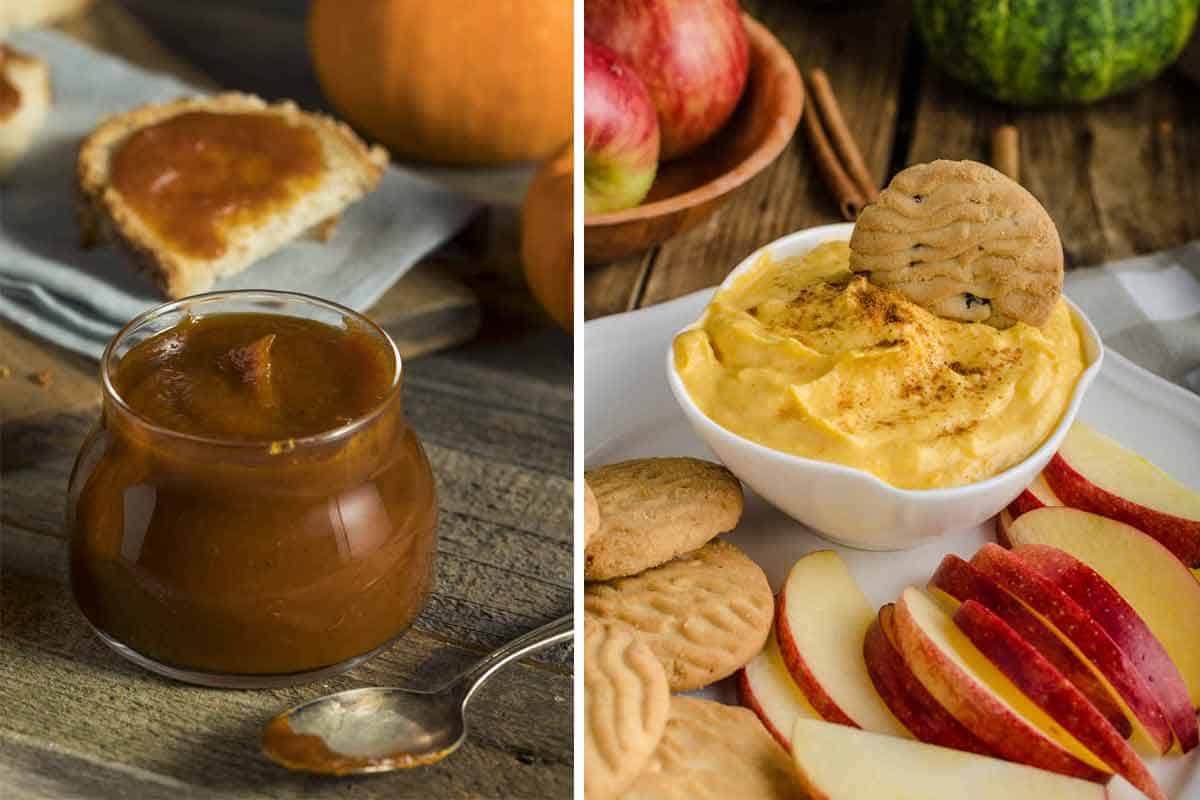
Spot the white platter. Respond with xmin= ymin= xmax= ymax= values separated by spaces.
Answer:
xmin=586 ymin=285 xmax=1200 ymax=799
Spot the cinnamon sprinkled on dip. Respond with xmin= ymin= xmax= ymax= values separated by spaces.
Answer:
xmin=673 ymin=241 xmax=1085 ymax=489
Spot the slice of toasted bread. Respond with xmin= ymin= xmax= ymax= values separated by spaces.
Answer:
xmin=0 ymin=0 xmax=92 ymax=36
xmin=77 ymin=93 xmax=388 ymax=298
xmin=0 ymin=46 xmax=51 ymax=176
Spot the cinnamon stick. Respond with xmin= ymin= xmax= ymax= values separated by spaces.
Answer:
xmin=802 ymin=104 xmax=866 ymax=221
xmin=991 ymin=125 xmax=1020 ymax=183
xmin=808 ymin=69 xmax=879 ymax=203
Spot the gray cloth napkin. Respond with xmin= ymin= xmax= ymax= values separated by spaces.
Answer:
xmin=0 ymin=30 xmax=478 ymax=360
xmin=1065 ymin=242 xmax=1200 ymax=394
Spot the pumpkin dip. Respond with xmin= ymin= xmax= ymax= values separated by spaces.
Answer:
xmin=673 ymin=241 xmax=1086 ymax=490
xmin=69 ymin=309 xmax=437 ymax=677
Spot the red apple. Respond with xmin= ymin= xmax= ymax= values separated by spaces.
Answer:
xmin=788 ymin=718 xmax=1107 ymax=800
xmin=863 ymin=605 xmax=994 ymax=756
xmin=953 ymin=599 xmax=1165 ymax=800
xmin=585 ymin=0 xmax=749 ymax=159
xmin=1009 ymin=473 xmax=1063 ymax=518
xmin=971 ymin=543 xmax=1174 ymax=754
xmin=775 ymin=550 xmax=909 ymax=736
xmin=928 ymin=554 xmax=1131 ymax=737
xmin=892 ymin=587 xmax=1109 ymax=782
xmin=1006 ymin=506 xmax=1200 ymax=712
xmin=737 ymin=627 xmax=819 ymax=750
xmin=995 ymin=507 xmax=1015 ymax=547
xmin=1013 ymin=542 xmax=1198 ymax=753
xmin=584 ymin=37 xmax=660 ymax=214
xmin=1043 ymin=422 xmax=1200 ymax=567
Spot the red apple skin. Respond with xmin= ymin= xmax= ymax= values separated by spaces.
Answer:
xmin=584 ymin=38 xmax=660 ymax=214
xmin=995 ymin=508 xmax=1015 ymax=548
xmin=1044 ymin=452 xmax=1200 ymax=568
xmin=1014 ymin=543 xmax=1198 ymax=753
xmin=585 ymin=0 xmax=749 ymax=159
xmin=736 ymin=666 xmax=789 ymax=750
xmin=954 ymin=599 xmax=1166 ymax=800
xmin=893 ymin=590 xmax=1108 ymax=783
xmin=773 ymin=586 xmax=858 ymax=727
xmin=929 ymin=554 xmax=1132 ymax=738
xmin=971 ymin=543 xmax=1174 ymax=755
xmin=863 ymin=605 xmax=994 ymax=756
xmin=1010 ymin=474 xmax=1063 ymax=518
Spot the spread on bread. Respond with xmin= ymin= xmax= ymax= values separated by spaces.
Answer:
xmin=77 ymin=93 xmax=387 ymax=299
xmin=110 ymin=111 xmax=326 ymax=260
xmin=0 ymin=47 xmax=21 ymax=119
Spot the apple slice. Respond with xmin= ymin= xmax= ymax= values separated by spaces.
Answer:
xmin=1010 ymin=473 xmax=1064 ymax=517
xmin=1007 ymin=507 xmax=1200 ymax=713
xmin=1014 ymin=541 xmax=1198 ymax=753
xmin=863 ymin=604 xmax=993 ymax=756
xmin=971 ymin=543 xmax=1174 ymax=755
xmin=892 ymin=587 xmax=1109 ymax=781
xmin=775 ymin=550 xmax=909 ymax=737
xmin=1043 ymin=422 xmax=1200 ymax=567
xmin=737 ymin=627 xmax=820 ymax=750
xmin=954 ymin=599 xmax=1165 ymax=800
xmin=789 ymin=718 xmax=1107 ymax=800
xmin=928 ymin=554 xmax=1131 ymax=737
xmin=995 ymin=507 xmax=1015 ymax=547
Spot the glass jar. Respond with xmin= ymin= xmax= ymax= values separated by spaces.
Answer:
xmin=66 ymin=292 xmax=437 ymax=688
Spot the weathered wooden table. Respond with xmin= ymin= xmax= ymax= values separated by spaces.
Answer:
xmin=586 ymin=0 xmax=1200 ymax=319
xmin=1 ymin=4 xmax=572 ymax=798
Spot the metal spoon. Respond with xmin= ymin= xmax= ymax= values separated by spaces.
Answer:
xmin=261 ymin=614 xmax=573 ymax=775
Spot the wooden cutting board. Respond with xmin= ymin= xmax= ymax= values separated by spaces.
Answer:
xmin=0 ymin=2 xmax=483 ymax=464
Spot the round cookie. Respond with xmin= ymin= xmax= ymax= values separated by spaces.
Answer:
xmin=849 ymin=159 xmax=1063 ymax=328
xmin=585 ymin=539 xmax=773 ymax=692
xmin=620 ymin=697 xmax=799 ymax=800
xmin=584 ymin=481 xmax=601 ymax=547
xmin=585 ymin=618 xmax=670 ymax=800
xmin=585 ymin=457 xmax=743 ymax=582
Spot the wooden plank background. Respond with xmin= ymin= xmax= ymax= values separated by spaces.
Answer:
xmin=585 ymin=0 xmax=1200 ymax=318
xmin=0 ymin=2 xmax=573 ymax=797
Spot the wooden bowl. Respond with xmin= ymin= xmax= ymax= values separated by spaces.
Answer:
xmin=584 ymin=15 xmax=804 ymax=264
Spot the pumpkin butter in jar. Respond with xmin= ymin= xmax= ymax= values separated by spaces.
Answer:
xmin=67 ymin=292 xmax=437 ymax=687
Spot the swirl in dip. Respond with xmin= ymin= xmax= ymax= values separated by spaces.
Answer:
xmin=673 ymin=241 xmax=1085 ymax=490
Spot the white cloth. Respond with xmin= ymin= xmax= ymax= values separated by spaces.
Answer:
xmin=1065 ymin=241 xmax=1200 ymax=394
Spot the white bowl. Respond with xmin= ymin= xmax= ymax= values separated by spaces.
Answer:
xmin=666 ymin=223 xmax=1104 ymax=550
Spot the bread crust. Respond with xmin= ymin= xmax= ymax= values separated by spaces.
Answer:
xmin=77 ymin=92 xmax=388 ymax=298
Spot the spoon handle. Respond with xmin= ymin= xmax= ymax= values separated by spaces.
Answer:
xmin=453 ymin=614 xmax=574 ymax=705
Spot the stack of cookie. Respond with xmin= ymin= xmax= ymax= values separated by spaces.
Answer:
xmin=582 ymin=457 xmax=798 ymax=799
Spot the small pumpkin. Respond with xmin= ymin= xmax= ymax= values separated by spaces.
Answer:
xmin=308 ymin=1 xmax=573 ymax=164
xmin=914 ymin=0 xmax=1200 ymax=104
xmin=521 ymin=145 xmax=574 ymax=332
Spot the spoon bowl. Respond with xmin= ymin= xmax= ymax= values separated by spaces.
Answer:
xmin=262 ymin=614 xmax=572 ymax=775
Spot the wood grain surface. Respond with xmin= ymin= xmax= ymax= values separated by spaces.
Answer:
xmin=1 ymin=3 xmax=572 ymax=797
xmin=584 ymin=0 xmax=1200 ymax=318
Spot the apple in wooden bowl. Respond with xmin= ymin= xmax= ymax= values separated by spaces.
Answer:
xmin=584 ymin=14 xmax=803 ymax=264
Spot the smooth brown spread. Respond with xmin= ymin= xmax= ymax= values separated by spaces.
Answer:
xmin=112 ymin=313 xmax=393 ymax=441
xmin=69 ymin=313 xmax=437 ymax=676
xmin=0 ymin=47 xmax=21 ymax=120
xmin=110 ymin=111 xmax=325 ymax=259
xmin=261 ymin=716 xmax=452 ymax=775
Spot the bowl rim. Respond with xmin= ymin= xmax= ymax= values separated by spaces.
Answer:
xmin=584 ymin=13 xmax=804 ymax=229
xmin=666 ymin=222 xmax=1106 ymax=500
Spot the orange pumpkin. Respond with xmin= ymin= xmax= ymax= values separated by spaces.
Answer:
xmin=521 ymin=145 xmax=573 ymax=331
xmin=308 ymin=1 xmax=573 ymax=165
